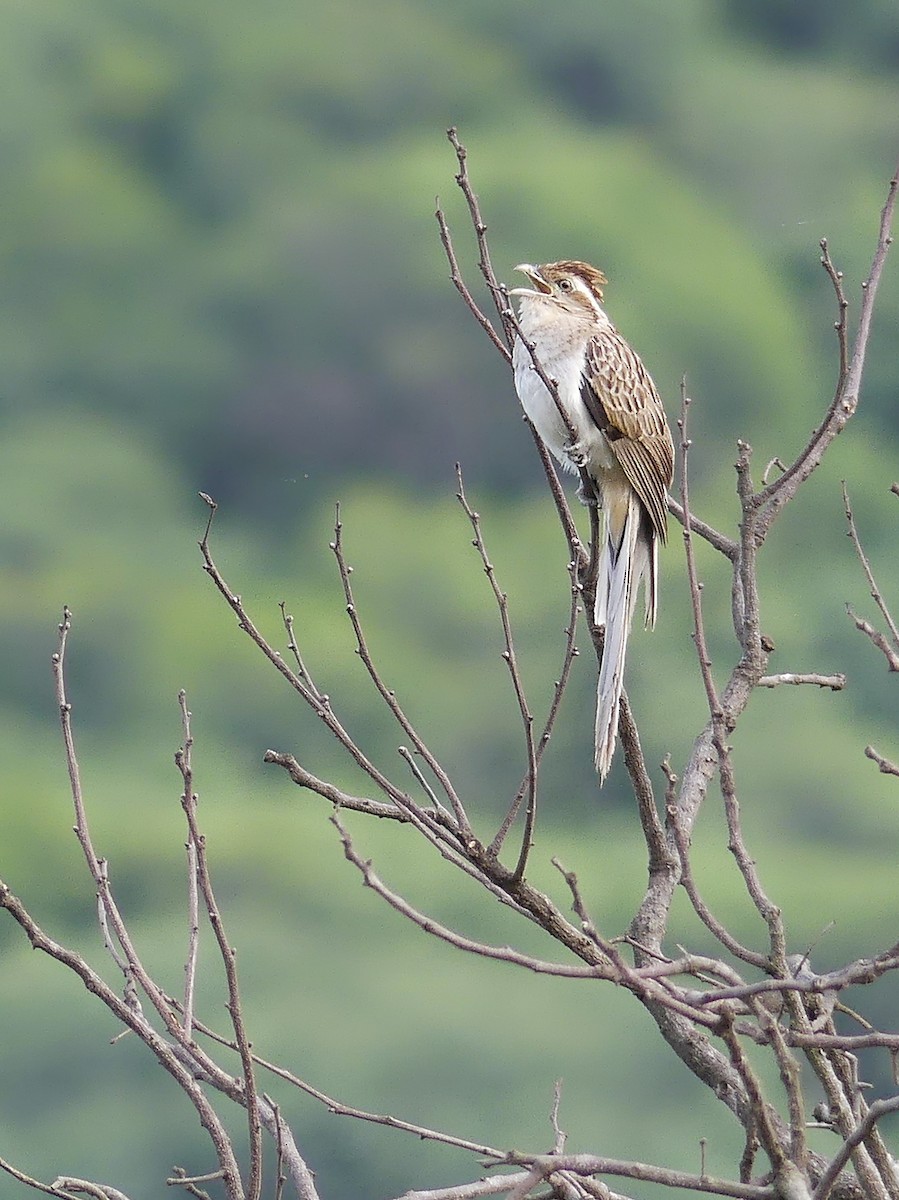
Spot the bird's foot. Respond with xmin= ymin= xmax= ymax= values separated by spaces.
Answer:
xmin=575 ymin=480 xmax=599 ymax=507
xmin=563 ymin=437 xmax=589 ymax=469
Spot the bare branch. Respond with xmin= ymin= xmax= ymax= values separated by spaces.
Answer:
xmin=396 ymin=1173 xmax=543 ymax=1200
xmin=437 ymin=131 xmax=587 ymax=572
xmin=175 ymin=692 xmax=263 ymax=1200
xmin=0 ymin=881 xmax=246 ymax=1199
xmin=494 ymin=1151 xmax=775 ymax=1199
xmin=813 ymin=1095 xmax=899 ymax=1200
xmin=755 ymin=156 xmax=899 ymax=536
xmin=846 ymin=606 xmax=899 ymax=672
xmin=678 ymin=383 xmax=722 ymax=720
xmin=0 ymin=1157 xmax=84 ymax=1198
xmin=819 ymin=239 xmax=850 ymax=388
xmin=199 ymin=495 xmax=433 ymax=818
xmin=670 ymin=806 xmax=769 ymax=971
xmin=51 ymin=1181 xmax=131 ymax=1200
xmin=446 ymin=127 xmax=513 ymax=340
xmin=264 ymin=749 xmax=408 ymax=817
xmin=167 ymin=1166 xmax=220 ymax=1198
xmin=667 ymin=496 xmax=737 ymax=560
xmin=865 ymin=745 xmax=899 ymax=777
xmin=331 ymin=502 xmax=471 ymax=831
xmin=491 ymin=557 xmax=582 ymax=858
xmin=332 ymin=811 xmax=603 ymax=978
xmin=455 ymin=465 xmax=538 ymax=878
xmin=843 ymin=481 xmax=899 ymax=664
xmin=435 ymin=200 xmax=511 ymax=362
xmin=756 ymin=673 xmax=846 ymax=690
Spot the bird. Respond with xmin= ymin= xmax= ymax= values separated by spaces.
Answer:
xmin=510 ymin=260 xmax=674 ymax=781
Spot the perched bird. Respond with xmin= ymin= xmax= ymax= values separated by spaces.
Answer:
xmin=511 ymin=260 xmax=674 ymax=781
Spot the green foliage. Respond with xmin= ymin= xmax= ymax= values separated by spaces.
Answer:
xmin=2 ymin=3 xmax=899 ymax=1197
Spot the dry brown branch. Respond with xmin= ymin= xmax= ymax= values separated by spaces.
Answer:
xmin=0 ymin=880 xmax=247 ymax=1199
xmin=489 ymin=555 xmax=582 ymax=858
xmin=670 ymin=809 xmax=769 ymax=971
xmin=331 ymin=502 xmax=472 ymax=832
xmin=848 ymin=606 xmax=899 ymax=670
xmin=494 ymin=1151 xmax=775 ymax=1199
xmin=678 ymin=382 xmax=722 ymax=719
xmin=819 ymin=239 xmax=850 ymax=387
xmin=430 ymin=136 xmax=899 ymax=1199
xmin=435 ymin=200 xmax=511 ymax=363
xmin=843 ymin=481 xmax=899 ymax=669
xmin=865 ymin=745 xmax=899 ymax=777
xmin=397 ymin=1175 xmax=551 ymax=1200
xmin=667 ymin=495 xmax=738 ymax=559
xmin=175 ymin=691 xmax=263 ymax=1200
xmin=263 ymin=749 xmax=407 ymax=817
xmin=454 ymin=465 xmax=537 ymax=877
xmin=754 ymin=158 xmax=899 ymax=536
xmin=847 ymin=608 xmax=899 ymax=671
xmin=199 ymin=495 xmax=424 ymax=821
xmin=0 ymin=1158 xmax=86 ymax=1199
xmin=435 ymin=135 xmax=587 ymax=573
xmin=812 ymin=1096 xmax=899 ymax=1200
xmin=756 ymin=673 xmax=846 ymax=690
xmin=6 ymin=137 xmax=899 ymax=1200
xmin=47 ymin=609 xmax=249 ymax=1197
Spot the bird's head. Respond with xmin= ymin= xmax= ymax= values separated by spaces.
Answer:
xmin=511 ymin=260 xmax=608 ymax=318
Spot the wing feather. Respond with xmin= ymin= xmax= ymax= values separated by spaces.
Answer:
xmin=579 ymin=330 xmax=674 ymax=543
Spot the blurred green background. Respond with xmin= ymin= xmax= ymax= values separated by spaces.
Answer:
xmin=2 ymin=2 xmax=899 ymax=1197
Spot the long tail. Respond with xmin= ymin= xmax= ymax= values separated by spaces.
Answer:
xmin=593 ymin=493 xmax=657 ymax=782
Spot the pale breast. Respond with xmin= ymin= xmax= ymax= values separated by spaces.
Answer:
xmin=513 ymin=309 xmax=616 ymax=477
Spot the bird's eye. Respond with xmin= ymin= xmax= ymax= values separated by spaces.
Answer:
xmin=557 ymin=278 xmax=573 ymax=292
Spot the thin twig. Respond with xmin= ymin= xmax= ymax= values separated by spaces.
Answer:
xmin=181 ymin=706 xmax=200 ymax=1041
xmin=175 ymin=691 xmax=263 ymax=1200
xmin=865 ymin=745 xmax=899 ymax=777
xmin=0 ymin=880 xmax=245 ymax=1199
xmin=843 ymin=480 xmax=899 ymax=661
xmin=669 ymin=807 xmax=769 ymax=971
xmin=446 ymin=127 xmax=513 ymax=338
xmin=491 ymin=557 xmax=582 ymax=858
xmin=434 ymin=201 xmax=510 ymax=362
xmin=51 ymin=608 xmax=248 ymax=1170
xmin=398 ymin=745 xmax=447 ymax=812
xmin=813 ymin=1095 xmax=899 ymax=1200
xmin=820 ymin=239 xmax=850 ymax=388
xmin=331 ymin=502 xmax=471 ymax=833
xmin=666 ymin=497 xmax=737 ymax=561
xmin=718 ymin=1013 xmax=785 ymax=1172
xmin=455 ymin=466 xmax=537 ymax=878
xmin=678 ymin=384 xmax=722 ymax=720
xmin=494 ymin=1151 xmax=774 ymax=1200
xmin=279 ymin=602 xmax=324 ymax=696
xmin=437 ymin=132 xmax=587 ymax=573
xmin=0 ymin=1157 xmax=83 ymax=1198
xmin=198 ymin=495 xmax=430 ymax=818
xmin=756 ymin=156 xmax=899 ymax=536
xmin=332 ymin=812 xmax=603 ymax=978
xmin=263 ymin=750 xmax=408 ymax=819
xmin=757 ymin=673 xmax=846 ymax=690
xmin=618 ymin=691 xmax=669 ymax=870
xmin=176 ymin=1005 xmax=508 ymax=1162
xmin=846 ymin=607 xmax=899 ymax=671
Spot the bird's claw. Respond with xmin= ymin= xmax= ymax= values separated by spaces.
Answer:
xmin=576 ymin=480 xmax=598 ymax=507
xmin=563 ymin=438 xmax=589 ymax=468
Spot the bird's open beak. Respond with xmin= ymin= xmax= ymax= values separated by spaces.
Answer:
xmin=510 ymin=263 xmax=552 ymax=296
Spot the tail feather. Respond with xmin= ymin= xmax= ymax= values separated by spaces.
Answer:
xmin=594 ymin=494 xmax=655 ymax=781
